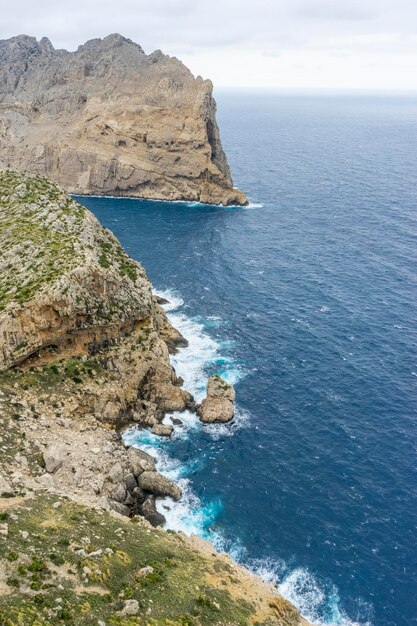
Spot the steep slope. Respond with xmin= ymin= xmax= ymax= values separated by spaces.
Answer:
xmin=0 ymin=171 xmax=307 ymax=625
xmin=0 ymin=34 xmax=247 ymax=206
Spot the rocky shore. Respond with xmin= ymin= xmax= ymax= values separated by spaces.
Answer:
xmin=0 ymin=171 xmax=306 ymax=624
xmin=0 ymin=34 xmax=247 ymax=206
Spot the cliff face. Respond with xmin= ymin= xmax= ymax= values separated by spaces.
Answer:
xmin=0 ymin=170 xmax=193 ymax=427
xmin=0 ymin=34 xmax=247 ymax=205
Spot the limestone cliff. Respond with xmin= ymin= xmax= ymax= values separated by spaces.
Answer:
xmin=0 ymin=34 xmax=247 ymax=205
xmin=0 ymin=170 xmax=193 ymax=427
xmin=0 ymin=172 xmax=307 ymax=625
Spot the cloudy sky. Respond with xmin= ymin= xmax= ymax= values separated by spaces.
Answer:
xmin=1 ymin=0 xmax=417 ymax=90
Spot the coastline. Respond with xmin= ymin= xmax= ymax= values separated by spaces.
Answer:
xmin=0 ymin=171 xmax=305 ymax=625
xmin=126 ymin=290 xmax=368 ymax=626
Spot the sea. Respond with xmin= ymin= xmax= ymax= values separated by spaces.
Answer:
xmin=75 ymin=90 xmax=417 ymax=626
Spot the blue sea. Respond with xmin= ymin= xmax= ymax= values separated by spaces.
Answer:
xmin=76 ymin=91 xmax=417 ymax=626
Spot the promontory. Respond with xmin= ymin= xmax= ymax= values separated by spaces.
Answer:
xmin=0 ymin=34 xmax=247 ymax=206
xmin=0 ymin=171 xmax=306 ymax=625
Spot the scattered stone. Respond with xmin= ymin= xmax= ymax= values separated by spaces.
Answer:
xmin=108 ymin=463 xmax=124 ymax=483
xmin=110 ymin=483 xmax=127 ymax=504
xmin=0 ymin=475 xmax=11 ymax=494
xmin=37 ymin=473 xmax=55 ymax=489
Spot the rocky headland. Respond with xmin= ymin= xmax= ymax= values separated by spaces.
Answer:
xmin=0 ymin=34 xmax=247 ymax=206
xmin=0 ymin=171 xmax=306 ymax=625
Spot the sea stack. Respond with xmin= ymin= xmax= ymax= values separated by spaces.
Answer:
xmin=197 ymin=375 xmax=236 ymax=423
xmin=0 ymin=34 xmax=247 ymax=206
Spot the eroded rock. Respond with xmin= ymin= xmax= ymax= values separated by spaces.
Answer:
xmin=138 ymin=471 xmax=182 ymax=501
xmin=197 ymin=375 xmax=235 ymax=424
xmin=151 ymin=423 xmax=173 ymax=437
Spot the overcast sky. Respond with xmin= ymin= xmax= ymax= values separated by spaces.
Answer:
xmin=1 ymin=0 xmax=417 ymax=90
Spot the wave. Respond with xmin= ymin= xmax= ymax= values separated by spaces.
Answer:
xmin=123 ymin=289 xmax=369 ymax=626
xmin=73 ymin=193 xmax=263 ymax=210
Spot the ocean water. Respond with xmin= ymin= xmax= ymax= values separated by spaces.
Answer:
xmin=76 ymin=91 xmax=417 ymax=626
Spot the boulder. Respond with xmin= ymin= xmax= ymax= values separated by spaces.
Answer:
xmin=124 ymin=472 xmax=137 ymax=494
xmin=132 ymin=486 xmax=146 ymax=503
xmin=138 ymin=471 xmax=182 ymax=501
xmin=127 ymin=447 xmax=156 ymax=475
xmin=121 ymin=599 xmax=139 ymax=616
xmin=136 ymin=565 xmax=155 ymax=578
xmin=43 ymin=444 xmax=66 ymax=473
xmin=197 ymin=375 xmax=235 ymax=424
xmin=140 ymin=495 xmax=166 ymax=527
xmin=155 ymin=296 xmax=170 ymax=305
xmin=108 ymin=500 xmax=131 ymax=517
xmin=110 ymin=483 xmax=127 ymax=504
xmin=108 ymin=462 xmax=124 ymax=483
xmin=151 ymin=423 xmax=173 ymax=437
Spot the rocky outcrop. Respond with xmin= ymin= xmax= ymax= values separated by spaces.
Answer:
xmin=0 ymin=34 xmax=247 ymax=206
xmin=0 ymin=171 xmax=193 ymax=427
xmin=197 ymin=374 xmax=236 ymax=423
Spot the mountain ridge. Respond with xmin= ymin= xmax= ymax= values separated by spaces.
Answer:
xmin=0 ymin=34 xmax=247 ymax=205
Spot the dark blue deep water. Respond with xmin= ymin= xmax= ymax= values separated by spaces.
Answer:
xmin=76 ymin=92 xmax=417 ymax=626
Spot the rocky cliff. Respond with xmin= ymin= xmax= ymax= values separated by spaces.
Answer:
xmin=0 ymin=34 xmax=247 ymax=206
xmin=0 ymin=171 xmax=306 ymax=625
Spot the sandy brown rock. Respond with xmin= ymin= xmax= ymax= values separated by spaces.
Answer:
xmin=197 ymin=374 xmax=235 ymax=423
xmin=138 ymin=471 xmax=182 ymax=501
xmin=0 ymin=34 xmax=247 ymax=206
xmin=151 ymin=423 xmax=174 ymax=437
xmin=0 ymin=171 xmax=192 ymax=427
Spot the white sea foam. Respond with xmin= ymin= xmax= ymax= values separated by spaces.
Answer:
xmin=156 ymin=288 xmax=244 ymax=402
xmin=123 ymin=289 xmax=369 ymax=626
xmin=74 ymin=193 xmax=260 ymax=210
xmin=245 ymin=202 xmax=264 ymax=209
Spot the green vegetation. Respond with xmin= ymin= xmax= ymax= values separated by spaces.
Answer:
xmin=0 ymin=171 xmax=144 ymax=314
xmin=0 ymin=171 xmax=83 ymax=311
xmin=0 ymin=357 xmax=105 ymax=393
xmin=0 ymin=496 xmax=257 ymax=625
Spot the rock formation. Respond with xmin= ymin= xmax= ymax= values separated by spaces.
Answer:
xmin=0 ymin=34 xmax=247 ymax=205
xmin=197 ymin=374 xmax=236 ymax=423
xmin=0 ymin=170 xmax=194 ymax=524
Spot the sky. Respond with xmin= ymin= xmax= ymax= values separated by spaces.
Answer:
xmin=1 ymin=0 xmax=417 ymax=90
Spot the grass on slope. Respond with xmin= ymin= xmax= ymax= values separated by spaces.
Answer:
xmin=0 ymin=495 xmax=259 ymax=626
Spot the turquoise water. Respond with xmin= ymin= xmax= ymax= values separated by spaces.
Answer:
xmin=76 ymin=91 xmax=417 ymax=626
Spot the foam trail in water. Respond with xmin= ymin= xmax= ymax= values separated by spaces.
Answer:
xmin=124 ymin=289 xmax=367 ymax=626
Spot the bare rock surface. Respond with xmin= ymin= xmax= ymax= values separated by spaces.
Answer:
xmin=151 ymin=423 xmax=173 ymax=437
xmin=0 ymin=34 xmax=247 ymax=206
xmin=197 ymin=375 xmax=236 ymax=423
xmin=138 ymin=471 xmax=182 ymax=501
xmin=0 ymin=171 xmax=187 ymax=518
